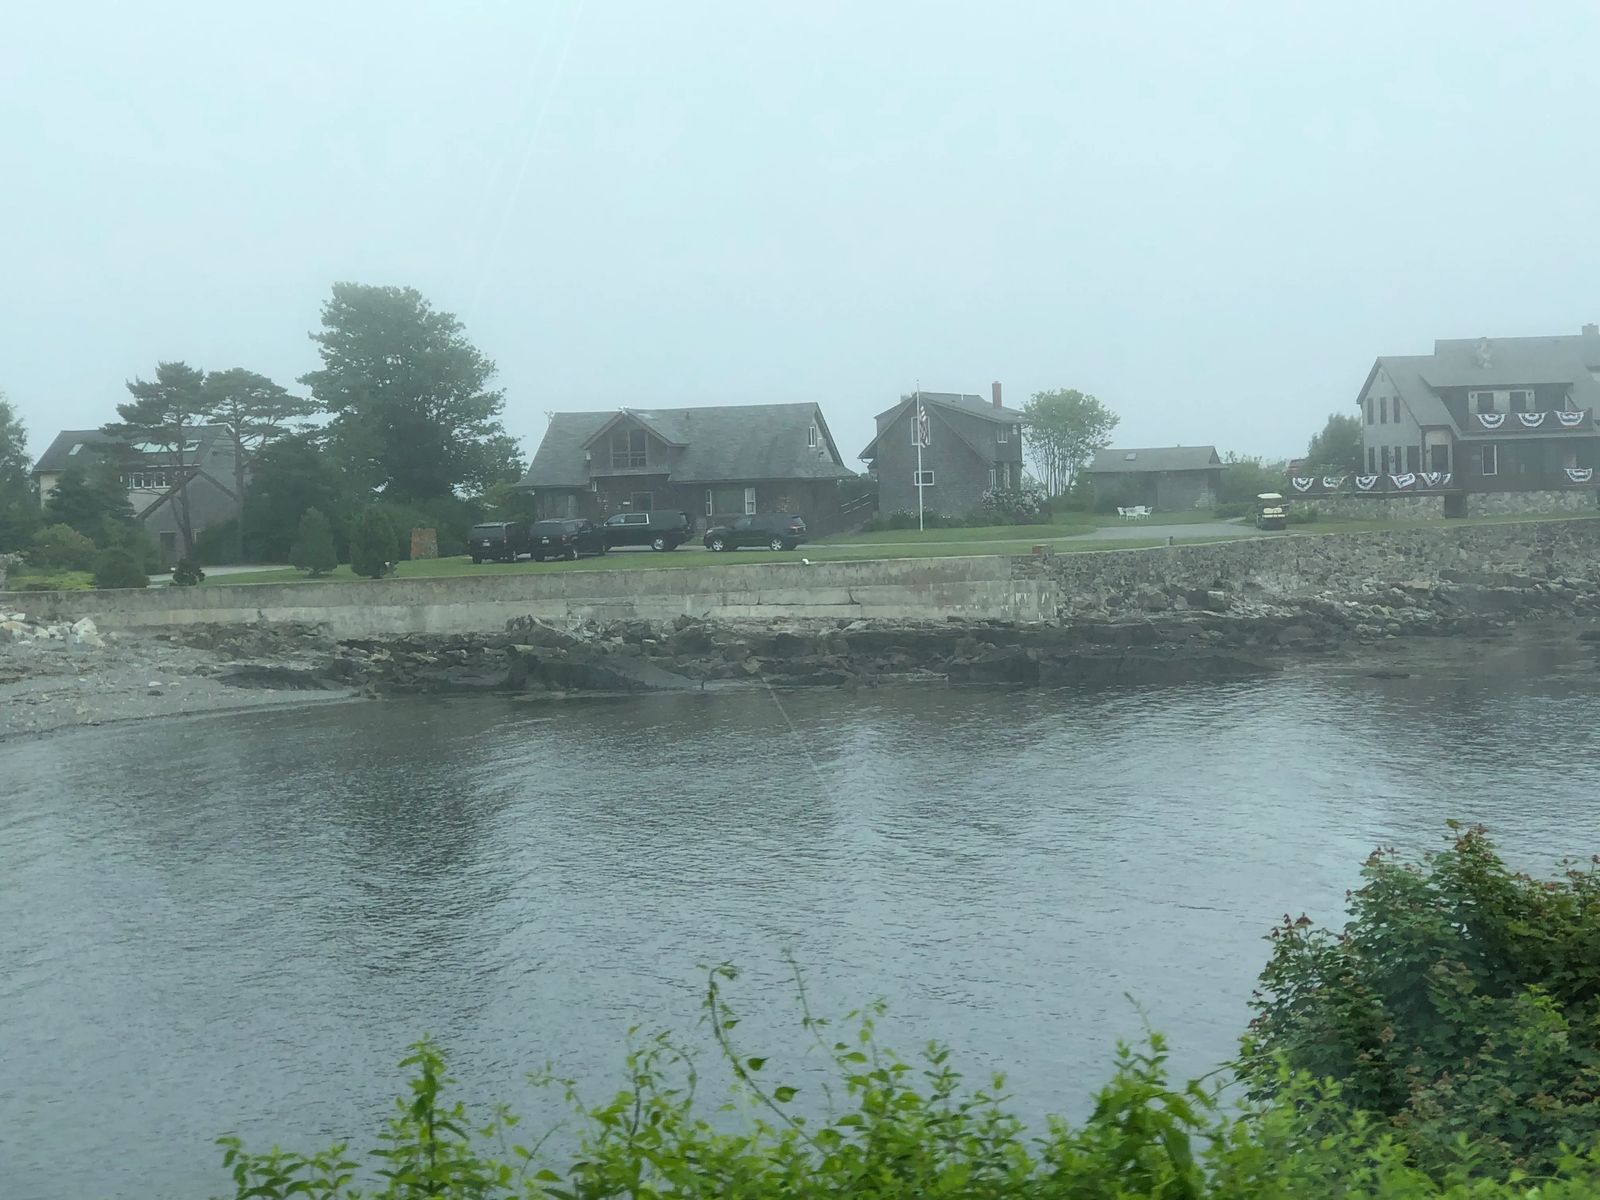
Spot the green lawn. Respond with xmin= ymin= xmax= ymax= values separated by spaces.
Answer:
xmin=185 ymin=509 xmax=1600 ymax=588
xmin=202 ymin=534 xmax=1247 ymax=586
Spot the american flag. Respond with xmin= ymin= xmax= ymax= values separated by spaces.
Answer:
xmin=916 ymin=401 xmax=930 ymax=447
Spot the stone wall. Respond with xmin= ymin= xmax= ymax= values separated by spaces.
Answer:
xmin=1466 ymin=489 xmax=1599 ymax=517
xmin=1021 ymin=517 xmax=1600 ymax=611
xmin=1293 ymin=490 xmax=1597 ymax=521
xmin=1295 ymin=495 xmax=1445 ymax=520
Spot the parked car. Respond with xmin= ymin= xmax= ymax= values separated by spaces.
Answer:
xmin=703 ymin=513 xmax=808 ymax=552
xmin=601 ymin=510 xmax=692 ymax=551
xmin=469 ymin=521 xmax=529 ymax=563
xmin=529 ymin=518 xmax=607 ymax=560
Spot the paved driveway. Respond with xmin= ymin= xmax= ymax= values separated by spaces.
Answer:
xmin=1079 ymin=520 xmax=1259 ymax=541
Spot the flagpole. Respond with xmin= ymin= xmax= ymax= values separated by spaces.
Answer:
xmin=915 ymin=385 xmax=924 ymax=532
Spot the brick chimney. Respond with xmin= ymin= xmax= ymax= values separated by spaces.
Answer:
xmin=992 ymin=380 xmax=1002 ymax=409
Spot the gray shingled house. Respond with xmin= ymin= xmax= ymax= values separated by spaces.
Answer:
xmin=31 ymin=426 xmax=241 ymax=564
xmin=1342 ymin=326 xmax=1600 ymax=513
xmin=1084 ymin=446 xmax=1223 ymax=511
xmin=858 ymin=385 xmax=1025 ymax=520
xmin=516 ymin=403 xmax=868 ymax=533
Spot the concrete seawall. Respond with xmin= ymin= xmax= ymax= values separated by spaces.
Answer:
xmin=1 ymin=556 xmax=1055 ymax=636
xmin=5 ymin=519 xmax=1598 ymax=636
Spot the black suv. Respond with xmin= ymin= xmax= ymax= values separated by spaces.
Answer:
xmin=601 ymin=510 xmax=692 ymax=551
xmin=469 ymin=522 xmax=529 ymax=563
xmin=703 ymin=513 xmax=808 ymax=552
xmin=529 ymin=518 xmax=606 ymax=561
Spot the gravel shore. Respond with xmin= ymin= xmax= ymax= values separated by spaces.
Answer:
xmin=0 ymin=619 xmax=355 ymax=742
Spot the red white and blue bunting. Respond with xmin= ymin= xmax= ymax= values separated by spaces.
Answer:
xmin=1290 ymin=477 xmax=1315 ymax=492
xmin=1567 ymin=467 xmax=1595 ymax=483
xmin=1389 ymin=472 xmax=1417 ymax=490
xmin=1517 ymin=411 xmax=1546 ymax=428
xmin=1556 ymin=410 xmax=1587 ymax=428
xmin=1323 ymin=475 xmax=1346 ymax=490
xmin=1420 ymin=471 xmax=1453 ymax=488
xmin=1475 ymin=412 xmax=1506 ymax=430
xmin=1355 ymin=475 xmax=1379 ymax=491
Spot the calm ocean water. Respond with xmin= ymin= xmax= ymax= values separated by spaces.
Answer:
xmin=5 ymin=644 xmax=1598 ymax=1197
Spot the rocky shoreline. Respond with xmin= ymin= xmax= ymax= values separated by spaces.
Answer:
xmin=5 ymin=566 xmax=1600 ymax=741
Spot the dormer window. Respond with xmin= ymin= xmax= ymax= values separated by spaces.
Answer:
xmin=610 ymin=428 xmax=647 ymax=469
xmin=807 ymin=423 xmax=819 ymax=449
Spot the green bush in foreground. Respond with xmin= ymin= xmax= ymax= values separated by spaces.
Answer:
xmin=1242 ymin=825 xmax=1600 ymax=1178
xmin=90 ymin=548 xmax=148 ymax=589
xmin=218 ymin=967 xmax=1600 ymax=1199
xmin=216 ymin=833 xmax=1600 ymax=1197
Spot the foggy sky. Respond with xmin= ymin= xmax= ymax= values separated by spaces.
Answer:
xmin=6 ymin=1 xmax=1600 ymax=471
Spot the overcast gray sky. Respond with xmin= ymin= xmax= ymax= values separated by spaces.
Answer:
xmin=6 ymin=1 xmax=1600 ymax=470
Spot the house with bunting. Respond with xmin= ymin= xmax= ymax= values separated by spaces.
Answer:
xmin=1292 ymin=326 xmax=1600 ymax=516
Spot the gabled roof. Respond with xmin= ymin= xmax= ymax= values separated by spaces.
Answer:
xmin=519 ymin=403 xmax=855 ymax=488
xmin=1357 ymin=329 xmax=1600 ymax=434
xmin=31 ymin=429 xmax=118 ymax=473
xmin=31 ymin=424 xmax=232 ymax=475
xmin=859 ymin=391 xmax=1024 ymax=460
xmin=1085 ymin=446 xmax=1222 ymax=474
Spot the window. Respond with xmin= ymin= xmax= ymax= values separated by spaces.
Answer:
xmin=1367 ymin=446 xmax=1376 ymax=472
xmin=1379 ymin=399 xmax=1388 ymax=424
xmin=988 ymin=467 xmax=997 ymax=488
xmin=1509 ymin=389 xmax=1533 ymax=413
xmin=1471 ymin=390 xmax=1496 ymax=414
xmin=125 ymin=471 xmax=170 ymax=490
xmin=1481 ymin=443 xmax=1498 ymax=476
xmin=1380 ymin=446 xmax=1391 ymax=474
xmin=743 ymin=486 xmax=757 ymax=515
xmin=1404 ymin=445 xmax=1419 ymax=472
xmin=914 ymin=469 xmax=935 ymax=486
xmin=68 ymin=442 xmax=84 ymax=455
xmin=610 ymin=428 xmax=647 ymax=469
xmin=1391 ymin=396 xmax=1401 ymax=423
xmin=1430 ymin=443 xmax=1450 ymax=472
xmin=807 ymin=424 xmax=819 ymax=449
xmin=1001 ymin=463 xmax=1012 ymax=489
xmin=705 ymin=489 xmax=714 ymax=516
xmin=996 ymin=424 xmax=1009 ymax=443
xmin=628 ymin=491 xmax=652 ymax=511
xmin=1364 ymin=399 xmax=1373 ymax=425
xmin=624 ymin=513 xmax=649 ymax=525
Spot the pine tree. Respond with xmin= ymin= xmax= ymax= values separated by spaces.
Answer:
xmin=349 ymin=506 xmax=398 ymax=579
xmin=289 ymin=507 xmax=337 ymax=577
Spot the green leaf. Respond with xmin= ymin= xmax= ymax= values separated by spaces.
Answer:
xmin=745 ymin=1057 xmax=767 ymax=1072
xmin=773 ymin=1086 xmax=798 ymax=1103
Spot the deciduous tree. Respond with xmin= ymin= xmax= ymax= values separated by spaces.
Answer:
xmin=299 ymin=283 xmax=521 ymax=500
xmin=0 ymin=392 xmax=41 ymax=553
xmin=1022 ymin=389 xmax=1119 ymax=495
xmin=1303 ymin=412 xmax=1363 ymax=474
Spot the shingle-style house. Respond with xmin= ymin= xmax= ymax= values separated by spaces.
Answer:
xmin=1329 ymin=327 xmax=1600 ymax=513
xmin=31 ymin=426 xmax=241 ymax=564
xmin=516 ymin=403 xmax=867 ymax=532
xmin=859 ymin=384 xmax=1025 ymax=520
xmin=1084 ymin=445 xmax=1224 ymax=511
